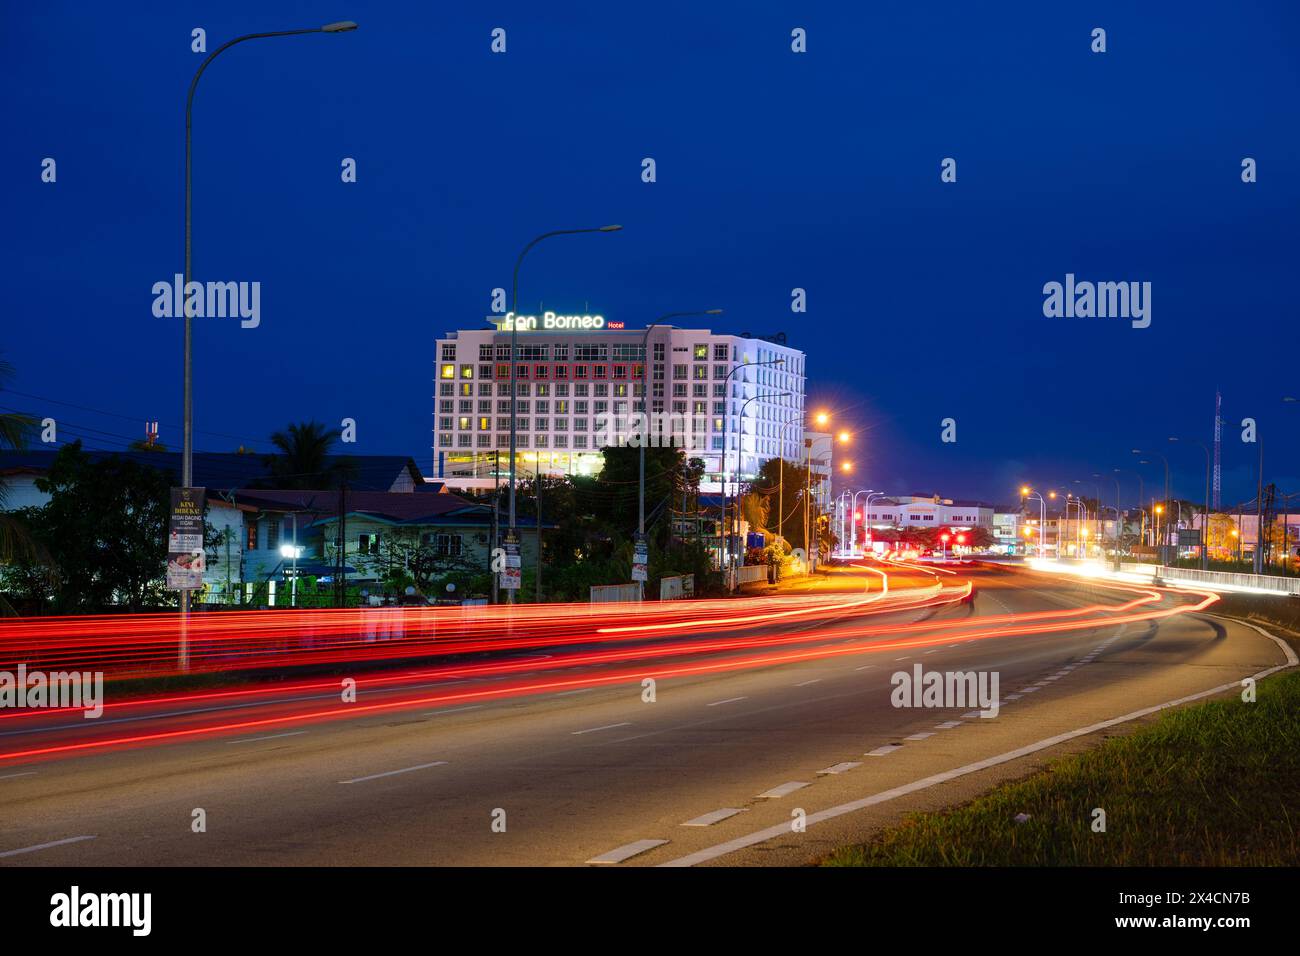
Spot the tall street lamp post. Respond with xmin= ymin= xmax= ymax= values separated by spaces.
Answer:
xmin=181 ymin=20 xmax=358 ymax=662
xmin=505 ymin=225 xmax=621 ymax=603
xmin=1168 ymin=436 xmax=1211 ymax=571
xmin=637 ymin=309 xmax=722 ymax=597
xmin=728 ymin=389 xmax=788 ymax=590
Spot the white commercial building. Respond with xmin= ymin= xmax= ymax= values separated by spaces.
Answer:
xmin=434 ymin=314 xmax=806 ymax=493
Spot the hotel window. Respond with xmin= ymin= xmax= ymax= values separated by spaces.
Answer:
xmin=693 ymin=344 xmax=708 ymax=360
xmin=576 ymin=401 xmax=589 ymax=414
xmin=517 ymin=401 xmax=530 ymax=414
xmin=556 ymin=383 xmax=569 ymax=397
xmin=441 ymin=344 xmax=456 ymax=361
xmin=574 ymin=365 xmax=589 ymax=380
xmin=673 ymin=364 xmax=687 ymax=380
xmin=478 ymin=383 xmax=493 ymax=396
xmin=516 ymin=382 xmax=529 ymax=396
xmin=713 ymin=344 xmax=728 ymax=361
xmin=693 ymin=401 xmax=707 ymax=415
xmin=594 ymin=417 xmax=607 ymax=434
xmin=478 ymin=364 xmax=492 ymax=379
xmin=497 ymin=400 xmax=511 ymax=413
xmin=632 ymin=363 xmax=644 ymax=379
xmin=693 ymin=384 xmax=706 ymax=397
xmin=519 ymin=345 xmax=548 ymax=361
xmin=497 ymin=382 xmax=510 ymax=396
xmin=575 ymin=418 xmax=588 ymax=431
xmin=713 ymin=417 xmax=724 ymax=431
xmin=460 ymin=383 xmax=472 ymax=396
xmin=574 ymin=344 xmax=607 ymax=361
xmin=575 ymin=383 xmax=589 ymax=397
xmin=497 ymin=417 xmax=510 ymax=431
xmin=478 ymin=400 xmax=491 ymax=413
xmin=672 ymin=384 xmax=687 ymax=397
xmin=535 ymin=383 xmax=549 ymax=397
xmin=495 ymin=363 xmax=510 ymax=379
xmin=554 ymin=365 xmax=568 ymax=380
xmin=672 ymin=401 xmax=687 ymax=414
xmin=554 ymin=435 xmax=568 ymax=448
xmin=554 ymin=418 xmax=568 ymax=431
xmin=478 ymin=417 xmax=491 ymax=431
xmin=555 ymin=399 xmax=569 ymax=414
xmin=460 ymin=365 xmax=474 ymax=379
xmin=459 ymin=400 xmax=472 ymax=413
xmin=613 ymin=344 xmax=641 ymax=361
xmin=594 ymin=401 xmax=608 ymax=414
xmin=534 ymin=435 xmax=548 ymax=447
xmin=457 ymin=434 xmax=472 ymax=447
xmin=613 ymin=364 xmax=628 ymax=380
xmin=479 ymin=344 xmax=494 ymax=361
xmin=517 ymin=365 xmax=529 ymax=379
xmin=458 ymin=416 xmax=471 ymax=430
xmin=614 ymin=383 xmax=628 ymax=397
xmin=495 ymin=344 xmax=510 ymax=360
xmin=535 ymin=419 xmax=548 ymax=431
xmin=438 ymin=433 xmax=452 ymax=447
xmin=534 ymin=365 xmax=549 ymax=379
xmin=476 ymin=434 xmax=491 ymax=447
xmin=594 ymin=383 xmax=609 ymax=397
xmin=575 ymin=435 xmax=588 ymax=449
xmin=554 ymin=344 xmax=569 ymax=361
xmin=535 ymin=400 xmax=550 ymax=414
xmin=439 ymin=416 xmax=453 ymax=430
xmin=593 ymin=365 xmax=607 ymax=380
xmin=439 ymin=400 xmax=453 ymax=413
xmin=711 ymin=436 xmax=724 ymax=451
xmin=516 ymin=417 xmax=528 ymax=431
xmin=440 ymin=364 xmax=455 ymax=379
xmin=653 ymin=343 xmax=665 ymax=360
xmin=714 ymin=365 xmax=727 ymax=379
xmin=517 ymin=434 xmax=530 ymax=447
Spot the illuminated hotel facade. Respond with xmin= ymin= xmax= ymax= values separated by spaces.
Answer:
xmin=433 ymin=315 xmax=806 ymax=493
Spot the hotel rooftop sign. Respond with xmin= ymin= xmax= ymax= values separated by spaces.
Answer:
xmin=489 ymin=311 xmax=624 ymax=332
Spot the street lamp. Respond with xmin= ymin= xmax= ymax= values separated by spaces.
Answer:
xmin=1132 ymin=448 xmax=1170 ymax=565
xmin=636 ymin=309 xmax=723 ymax=597
xmin=727 ymin=389 xmax=789 ymax=590
xmin=1021 ymin=486 xmax=1049 ymax=559
xmin=505 ymin=225 xmax=622 ymax=603
xmin=720 ymin=361 xmax=786 ymax=583
xmin=1168 ymin=436 xmax=1211 ymax=570
xmin=180 ymin=20 xmax=358 ymax=658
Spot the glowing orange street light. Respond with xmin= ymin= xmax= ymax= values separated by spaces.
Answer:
xmin=841 ymin=461 xmax=853 ymax=473
xmin=815 ymin=411 xmax=830 ymax=427
xmin=838 ymin=430 xmax=851 ymax=444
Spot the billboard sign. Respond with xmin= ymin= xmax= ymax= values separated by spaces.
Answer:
xmin=166 ymin=487 xmax=206 ymax=590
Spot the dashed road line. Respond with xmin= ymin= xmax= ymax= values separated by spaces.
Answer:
xmin=757 ymin=781 xmax=808 ymax=798
xmin=0 ymin=835 xmax=96 ymax=859
xmin=227 ymin=731 xmax=307 ymax=745
xmin=818 ymin=761 xmax=861 ymax=775
xmin=866 ymin=744 xmax=903 ymax=757
xmin=934 ymin=721 xmax=964 ymax=729
xmin=795 ymin=679 xmax=822 ymax=687
xmin=587 ymin=839 xmax=669 ymax=864
xmin=707 ymin=697 xmax=748 ymax=707
xmin=682 ymin=808 xmax=744 ymax=827
xmin=904 ymin=732 xmax=934 ymax=741
xmin=571 ymin=722 xmax=632 ymax=735
xmin=339 ymin=761 xmax=447 ymax=784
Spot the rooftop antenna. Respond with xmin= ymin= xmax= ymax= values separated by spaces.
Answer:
xmin=144 ymin=420 xmax=159 ymax=447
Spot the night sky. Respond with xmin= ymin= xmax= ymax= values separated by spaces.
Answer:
xmin=5 ymin=1 xmax=1298 ymax=508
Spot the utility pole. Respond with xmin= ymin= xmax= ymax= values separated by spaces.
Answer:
xmin=336 ymin=482 xmax=347 ymax=608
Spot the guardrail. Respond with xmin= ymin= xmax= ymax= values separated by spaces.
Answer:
xmin=590 ymin=583 xmax=642 ymax=603
xmin=1132 ymin=563 xmax=1300 ymax=596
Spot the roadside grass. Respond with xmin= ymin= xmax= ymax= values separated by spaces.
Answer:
xmin=825 ymin=599 xmax=1300 ymax=866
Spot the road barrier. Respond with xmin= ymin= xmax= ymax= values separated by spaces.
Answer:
xmin=659 ymin=574 xmax=695 ymax=600
xmin=590 ymin=583 xmax=642 ymax=603
xmin=1132 ymin=563 xmax=1300 ymax=596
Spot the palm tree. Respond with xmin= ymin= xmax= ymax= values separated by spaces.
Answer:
xmin=264 ymin=421 xmax=353 ymax=489
xmin=0 ymin=359 xmax=44 ymax=610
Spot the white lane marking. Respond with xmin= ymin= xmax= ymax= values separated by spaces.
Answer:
xmin=0 ymin=835 xmax=95 ymax=859
xmin=866 ymin=744 xmax=903 ymax=756
xmin=707 ymin=697 xmax=748 ymax=707
xmin=960 ymin=711 xmax=982 ymax=718
xmin=758 ymin=781 xmax=809 ymax=798
xmin=555 ymin=688 xmax=594 ymax=697
xmin=682 ymin=808 xmax=744 ymax=827
xmin=422 ymin=705 xmax=485 ymax=717
xmin=227 ymin=731 xmax=307 ymax=745
xmin=659 ymin=617 xmax=1299 ymax=868
xmin=795 ymin=679 xmax=822 ymax=687
xmin=905 ymin=732 xmax=934 ymax=741
xmin=1021 ymin=686 xmax=1042 ymax=693
xmin=0 ymin=772 xmax=38 ymax=781
xmin=924 ymin=650 xmax=939 ymax=655
xmin=587 ymin=839 xmax=668 ymax=864
xmin=571 ymin=722 xmax=632 ymax=735
xmin=934 ymin=721 xmax=964 ymax=729
xmin=1003 ymin=694 xmax=1023 ymax=701
xmin=339 ymin=761 xmax=447 ymax=784
xmin=855 ymin=664 xmax=875 ymax=671
xmin=1042 ymin=676 xmax=1061 ymax=682
xmin=894 ymin=656 xmax=910 ymax=661
xmin=818 ymin=761 xmax=861 ymax=775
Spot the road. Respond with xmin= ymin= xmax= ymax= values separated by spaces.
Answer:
xmin=0 ymin=563 xmax=1289 ymax=866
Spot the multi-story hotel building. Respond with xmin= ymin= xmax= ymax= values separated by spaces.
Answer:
xmin=433 ymin=314 xmax=806 ymax=493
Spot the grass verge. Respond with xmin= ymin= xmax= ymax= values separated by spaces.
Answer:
xmin=824 ymin=599 xmax=1300 ymax=866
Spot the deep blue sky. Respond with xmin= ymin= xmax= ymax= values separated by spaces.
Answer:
xmin=5 ymin=1 xmax=1298 ymax=508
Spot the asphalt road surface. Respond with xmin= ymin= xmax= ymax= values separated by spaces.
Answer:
xmin=0 ymin=563 xmax=1289 ymax=866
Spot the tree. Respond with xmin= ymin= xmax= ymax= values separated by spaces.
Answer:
xmin=0 ymin=358 xmax=38 ymax=568
xmin=750 ymin=457 xmax=813 ymax=552
xmin=8 ymin=442 xmax=171 ymax=611
xmin=263 ymin=421 xmax=355 ymax=489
